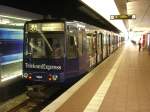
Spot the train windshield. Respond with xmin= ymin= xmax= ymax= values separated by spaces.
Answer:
xmin=25 ymin=32 xmax=64 ymax=59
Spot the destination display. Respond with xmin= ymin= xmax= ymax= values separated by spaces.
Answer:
xmin=27 ymin=23 xmax=64 ymax=32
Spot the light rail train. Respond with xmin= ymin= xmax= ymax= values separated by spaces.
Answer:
xmin=22 ymin=19 xmax=123 ymax=84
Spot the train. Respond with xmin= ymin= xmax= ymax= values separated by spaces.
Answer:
xmin=22 ymin=19 xmax=124 ymax=85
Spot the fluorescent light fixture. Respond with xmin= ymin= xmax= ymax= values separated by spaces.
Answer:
xmin=0 ymin=14 xmax=28 ymax=26
xmin=11 ymin=23 xmax=24 ymax=26
xmin=81 ymin=0 xmax=127 ymax=33
xmin=1 ymin=74 xmax=21 ymax=82
xmin=1 ymin=18 xmax=10 ymax=24
xmin=1 ymin=59 xmax=22 ymax=66
xmin=1 ymin=71 xmax=22 ymax=82
xmin=0 ymin=14 xmax=30 ymax=21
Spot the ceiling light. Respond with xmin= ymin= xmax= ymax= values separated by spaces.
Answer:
xmin=81 ymin=0 xmax=127 ymax=33
xmin=1 ymin=71 xmax=22 ymax=82
xmin=0 ymin=14 xmax=30 ymax=21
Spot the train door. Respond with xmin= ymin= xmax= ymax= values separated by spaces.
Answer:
xmin=117 ymin=36 xmax=119 ymax=48
xmin=112 ymin=35 xmax=115 ymax=52
xmin=78 ymin=28 xmax=89 ymax=74
xmin=102 ymin=33 xmax=107 ymax=59
xmin=110 ymin=35 xmax=113 ymax=53
xmin=106 ymin=34 xmax=109 ymax=57
xmin=87 ymin=32 xmax=96 ymax=67
xmin=108 ymin=34 xmax=111 ymax=55
xmin=93 ymin=32 xmax=97 ymax=64
xmin=97 ymin=32 xmax=103 ymax=63
xmin=65 ymin=25 xmax=79 ymax=78
xmin=114 ymin=35 xmax=117 ymax=50
xmin=92 ymin=32 xmax=97 ymax=66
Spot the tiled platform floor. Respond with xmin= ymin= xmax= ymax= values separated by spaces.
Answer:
xmin=99 ymin=42 xmax=150 ymax=112
xmin=43 ymin=41 xmax=150 ymax=112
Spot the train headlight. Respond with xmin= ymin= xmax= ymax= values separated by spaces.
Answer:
xmin=48 ymin=74 xmax=58 ymax=81
xmin=52 ymin=75 xmax=58 ymax=81
xmin=27 ymin=73 xmax=32 ymax=80
xmin=23 ymin=73 xmax=28 ymax=78
xmin=48 ymin=74 xmax=52 ymax=81
xmin=28 ymin=75 xmax=32 ymax=80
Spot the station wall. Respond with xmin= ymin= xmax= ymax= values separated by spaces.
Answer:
xmin=0 ymin=27 xmax=23 ymax=81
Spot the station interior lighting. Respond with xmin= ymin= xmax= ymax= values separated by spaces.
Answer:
xmin=0 ymin=14 xmax=30 ymax=21
xmin=0 ymin=14 xmax=30 ymax=26
xmin=81 ymin=0 xmax=128 ymax=35
xmin=1 ymin=71 xmax=22 ymax=82
xmin=0 ymin=14 xmax=30 ymax=83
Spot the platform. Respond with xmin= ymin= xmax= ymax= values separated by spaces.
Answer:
xmin=42 ymin=41 xmax=150 ymax=112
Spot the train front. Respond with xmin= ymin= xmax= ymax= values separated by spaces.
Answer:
xmin=23 ymin=21 xmax=65 ymax=83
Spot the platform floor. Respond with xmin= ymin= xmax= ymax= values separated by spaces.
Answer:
xmin=42 ymin=41 xmax=150 ymax=112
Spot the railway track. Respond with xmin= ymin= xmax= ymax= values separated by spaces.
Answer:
xmin=1 ymin=76 xmax=82 ymax=112
xmin=6 ymin=84 xmax=66 ymax=112
xmin=7 ymin=99 xmax=39 ymax=112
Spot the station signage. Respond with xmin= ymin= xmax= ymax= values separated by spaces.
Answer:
xmin=110 ymin=14 xmax=136 ymax=20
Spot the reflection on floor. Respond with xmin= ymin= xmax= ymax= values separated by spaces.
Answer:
xmin=0 ymin=61 xmax=22 ymax=82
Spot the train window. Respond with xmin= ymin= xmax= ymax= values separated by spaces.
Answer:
xmin=86 ymin=32 xmax=96 ymax=56
xmin=29 ymin=37 xmax=46 ymax=58
xmin=70 ymin=36 xmax=74 ymax=45
xmin=66 ymin=25 xmax=78 ymax=59
xmin=92 ymin=34 xmax=97 ymax=53
xmin=26 ymin=33 xmax=64 ymax=59
xmin=87 ymin=35 xmax=93 ymax=56
xmin=78 ymin=30 xmax=83 ymax=56
xmin=51 ymin=39 xmax=64 ymax=59
xmin=97 ymin=33 xmax=102 ymax=54
xmin=67 ymin=35 xmax=77 ymax=59
xmin=102 ymin=34 xmax=108 ymax=58
xmin=82 ymin=31 xmax=87 ymax=51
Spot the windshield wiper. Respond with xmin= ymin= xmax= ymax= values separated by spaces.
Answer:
xmin=37 ymin=30 xmax=53 ymax=52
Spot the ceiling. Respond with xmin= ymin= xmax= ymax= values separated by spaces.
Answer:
xmin=0 ymin=5 xmax=43 ymax=28
xmin=115 ymin=0 xmax=150 ymax=32
xmin=1 ymin=0 xmax=150 ymax=32
xmin=115 ymin=0 xmax=129 ymax=29
xmin=127 ymin=0 xmax=150 ymax=32
xmin=0 ymin=0 xmax=121 ymax=33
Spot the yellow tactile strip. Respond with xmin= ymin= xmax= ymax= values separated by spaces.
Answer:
xmin=84 ymin=46 xmax=124 ymax=112
xmin=42 ymin=42 xmax=150 ymax=112
xmin=99 ymin=42 xmax=150 ymax=112
xmin=42 ymin=45 xmax=124 ymax=112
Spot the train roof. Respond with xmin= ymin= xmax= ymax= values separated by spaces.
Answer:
xmin=25 ymin=19 xmax=66 ymax=24
xmin=25 ymin=19 xmax=120 ymax=35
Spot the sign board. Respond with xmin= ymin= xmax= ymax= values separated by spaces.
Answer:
xmin=110 ymin=14 xmax=136 ymax=20
xmin=28 ymin=23 xmax=64 ymax=32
